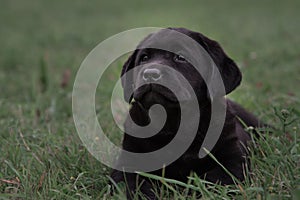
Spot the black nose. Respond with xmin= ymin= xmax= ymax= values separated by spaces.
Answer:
xmin=143 ymin=68 xmax=162 ymax=81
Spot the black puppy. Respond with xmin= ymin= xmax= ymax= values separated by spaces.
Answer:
xmin=111 ymin=28 xmax=263 ymax=200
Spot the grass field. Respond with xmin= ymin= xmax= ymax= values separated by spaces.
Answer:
xmin=0 ymin=0 xmax=299 ymax=199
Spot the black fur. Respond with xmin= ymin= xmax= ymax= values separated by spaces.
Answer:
xmin=111 ymin=28 xmax=264 ymax=200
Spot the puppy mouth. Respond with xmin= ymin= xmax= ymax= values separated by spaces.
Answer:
xmin=133 ymin=84 xmax=178 ymax=103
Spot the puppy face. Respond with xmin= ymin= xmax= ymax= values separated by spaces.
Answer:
xmin=132 ymin=48 xmax=198 ymax=107
xmin=121 ymin=28 xmax=242 ymax=106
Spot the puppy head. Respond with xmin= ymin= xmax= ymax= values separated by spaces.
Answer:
xmin=121 ymin=28 xmax=242 ymax=105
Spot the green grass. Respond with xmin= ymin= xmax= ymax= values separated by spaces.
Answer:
xmin=0 ymin=0 xmax=299 ymax=199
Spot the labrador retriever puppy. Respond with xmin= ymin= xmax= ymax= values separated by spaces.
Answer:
xmin=111 ymin=27 xmax=264 ymax=200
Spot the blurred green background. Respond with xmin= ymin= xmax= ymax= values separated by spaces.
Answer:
xmin=0 ymin=0 xmax=299 ymax=199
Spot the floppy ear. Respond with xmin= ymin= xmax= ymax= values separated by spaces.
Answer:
xmin=121 ymin=51 xmax=137 ymax=103
xmin=192 ymin=32 xmax=242 ymax=95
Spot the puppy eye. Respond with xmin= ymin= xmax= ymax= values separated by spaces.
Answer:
xmin=140 ymin=54 xmax=149 ymax=62
xmin=174 ymin=54 xmax=187 ymax=62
